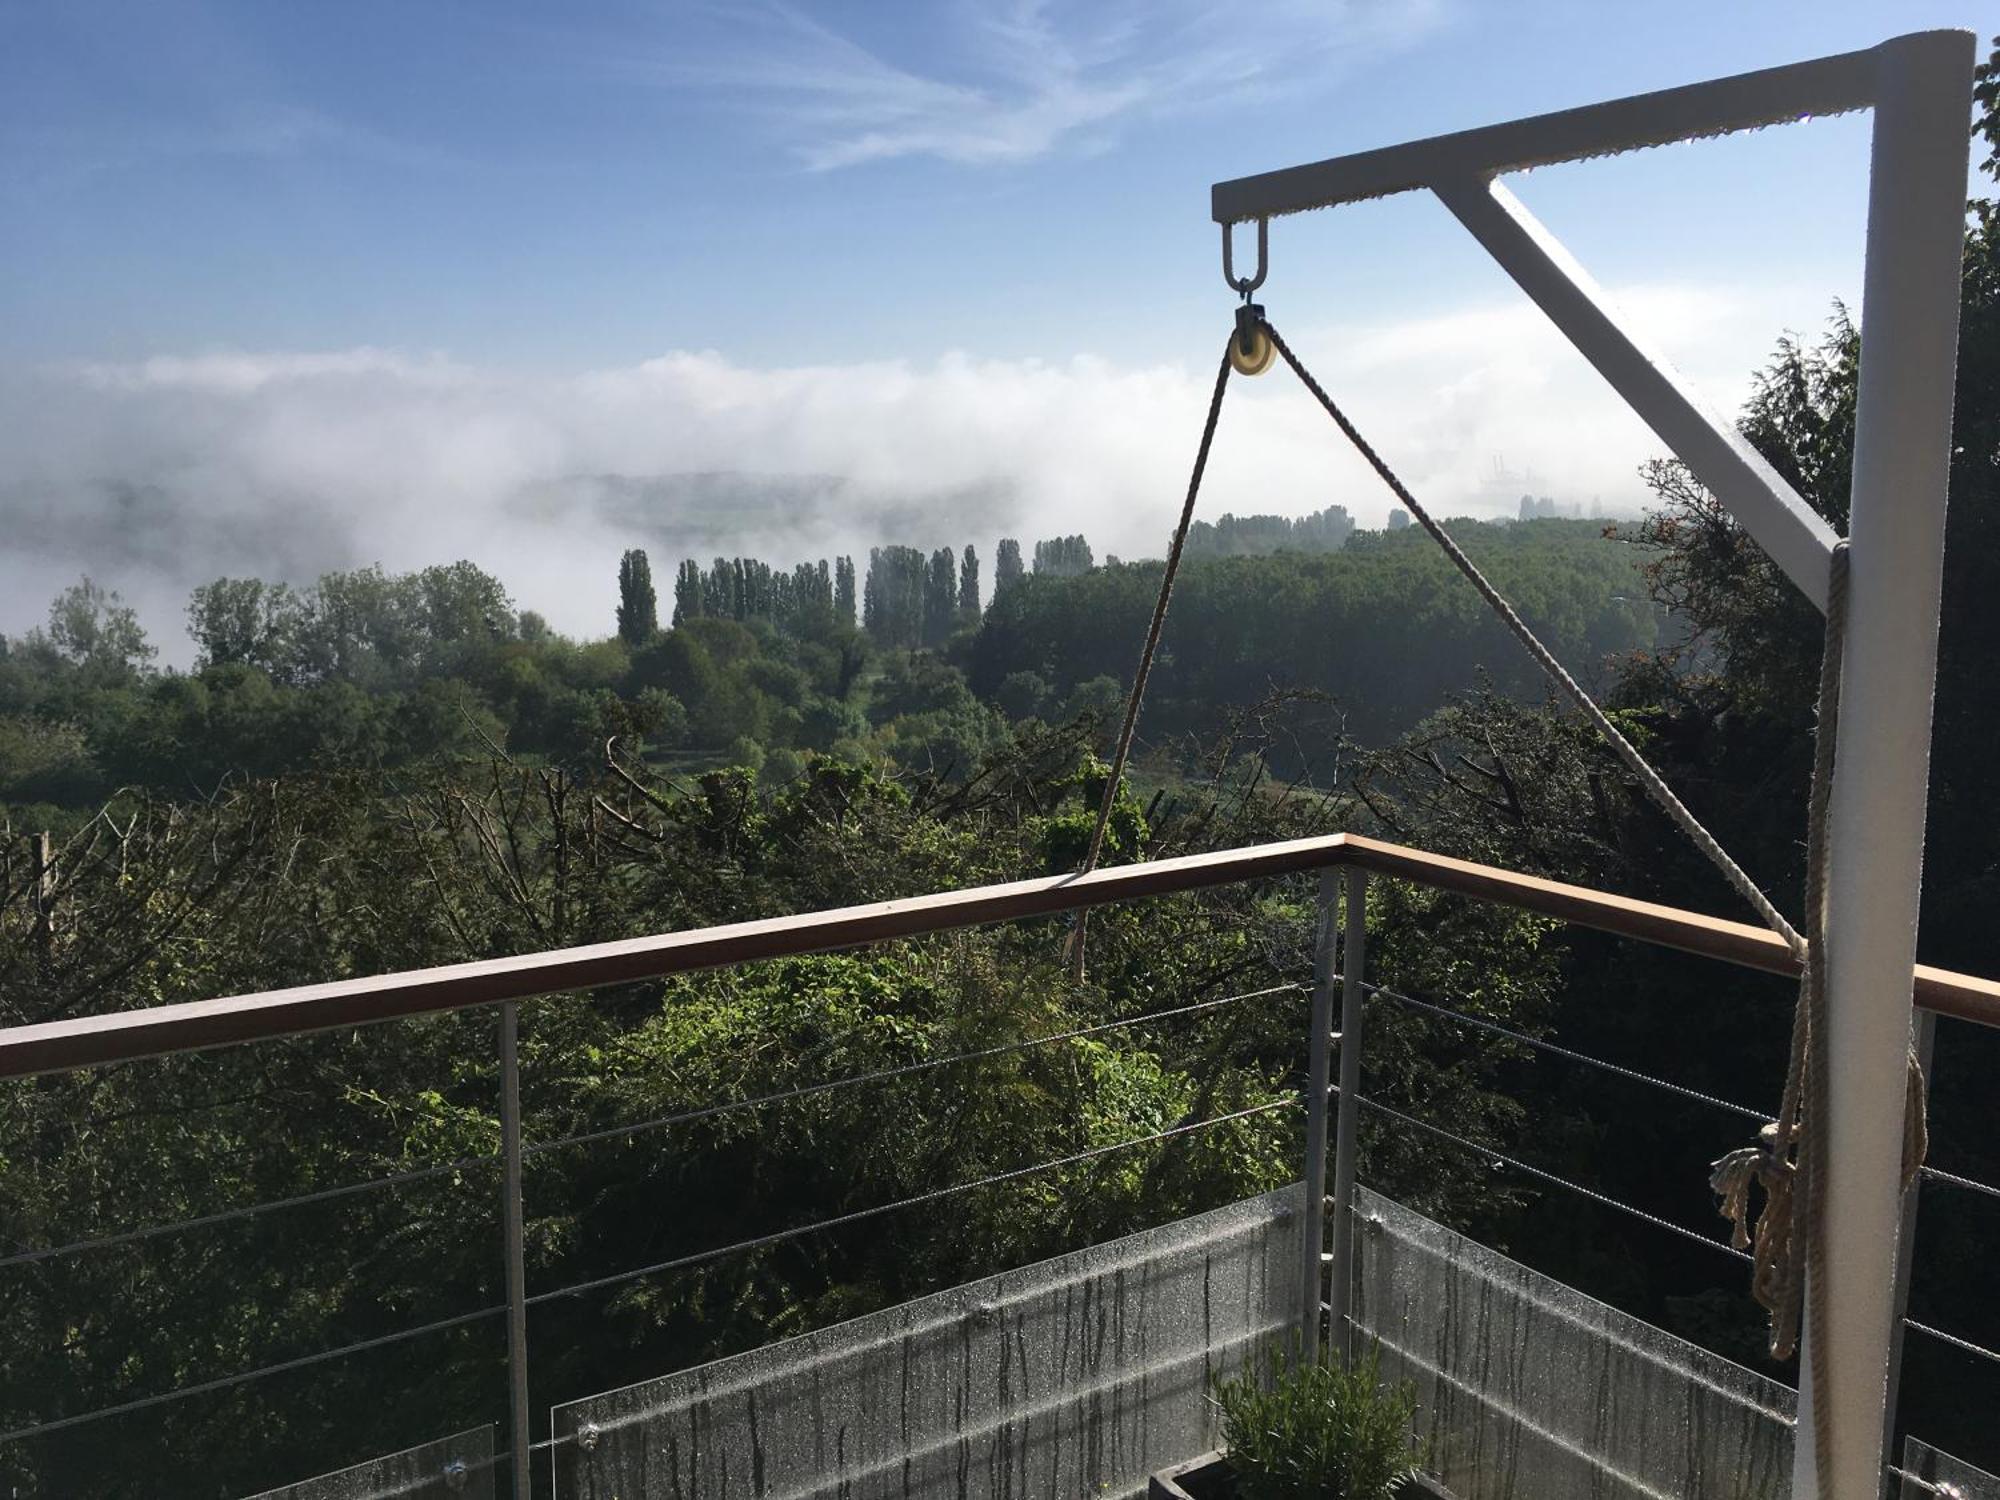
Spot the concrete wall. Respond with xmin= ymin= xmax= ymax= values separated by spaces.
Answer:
xmin=1352 ymin=1186 xmax=1796 ymax=1500
xmin=552 ymin=1187 xmax=1302 ymax=1500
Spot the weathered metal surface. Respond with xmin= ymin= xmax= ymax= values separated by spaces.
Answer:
xmin=238 ymin=1426 xmax=495 ymax=1500
xmin=1351 ymin=1187 xmax=1796 ymax=1500
xmin=552 ymin=1187 xmax=1301 ymax=1499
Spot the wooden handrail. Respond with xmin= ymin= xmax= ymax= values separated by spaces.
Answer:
xmin=1337 ymin=835 xmax=2000 ymax=1029
xmin=3 ymin=832 xmax=1994 ymax=1079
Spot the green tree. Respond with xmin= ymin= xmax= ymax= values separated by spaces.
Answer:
xmin=187 ymin=578 xmax=302 ymax=677
xmin=617 ymin=548 xmax=659 ymax=644
xmin=959 ymin=543 xmax=980 ymax=619
xmin=923 ymin=546 xmax=959 ymax=647
xmin=994 ymin=538 xmax=1024 ymax=596
xmin=863 ymin=545 xmax=927 ymax=649
xmin=834 ymin=555 xmax=857 ymax=626
xmin=45 ymin=577 xmax=154 ymax=683
xmin=1032 ymin=534 xmax=1094 ymax=578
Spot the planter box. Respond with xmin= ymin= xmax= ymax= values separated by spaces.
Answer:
xmin=1148 ymin=1450 xmax=1457 ymax=1500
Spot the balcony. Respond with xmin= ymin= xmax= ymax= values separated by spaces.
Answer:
xmin=4 ymin=833 xmax=1997 ymax=1499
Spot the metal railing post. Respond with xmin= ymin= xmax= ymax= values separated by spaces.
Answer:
xmin=1327 ymin=868 xmax=1368 ymax=1360
xmin=1299 ymin=869 xmax=1339 ymax=1360
xmin=499 ymin=1001 xmax=532 ymax=1500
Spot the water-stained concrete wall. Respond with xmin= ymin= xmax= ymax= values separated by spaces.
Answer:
xmin=1352 ymin=1186 xmax=1796 ymax=1500
xmin=553 ymin=1187 xmax=1301 ymax=1499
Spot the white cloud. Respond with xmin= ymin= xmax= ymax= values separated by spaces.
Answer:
xmin=654 ymin=0 xmax=1446 ymax=170
xmin=0 ymin=279 xmax=1768 ymax=660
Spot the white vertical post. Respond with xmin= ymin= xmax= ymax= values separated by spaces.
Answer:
xmin=1798 ymin=29 xmax=1972 ymax=1500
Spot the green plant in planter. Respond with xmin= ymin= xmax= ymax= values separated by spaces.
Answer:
xmin=1212 ymin=1343 xmax=1427 ymax=1500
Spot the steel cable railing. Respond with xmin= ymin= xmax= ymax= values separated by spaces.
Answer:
xmin=0 ymin=980 xmax=1305 ymax=1451
xmin=1341 ymin=971 xmax=2000 ymax=1491
xmin=1350 ymin=1091 xmax=1751 ymax=1264
xmin=0 ymin=1152 xmax=503 ymax=1270
xmin=1903 ymin=1316 xmax=2000 ymax=1371
xmin=510 ymin=1091 xmax=1301 ymax=1469
xmin=0 ymin=1096 xmax=1300 ymax=1448
xmin=525 ymin=1095 xmax=1301 ymax=1308
xmin=8 ymin=829 xmax=1997 ymax=1494
xmin=1364 ymin=981 xmax=1769 ymax=1124
xmin=523 ymin=982 xmax=1305 ymax=1159
xmin=1359 ymin=979 xmax=2000 ymax=1250
xmin=0 ymin=1303 xmax=508 ymax=1445
xmin=1882 ymin=1462 xmax=1965 ymax=1497
xmin=0 ymin=984 xmax=1300 ymax=1273
xmin=1917 ymin=1162 xmax=2000 ymax=1203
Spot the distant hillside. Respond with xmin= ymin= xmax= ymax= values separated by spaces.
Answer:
xmin=969 ymin=517 xmax=1656 ymax=753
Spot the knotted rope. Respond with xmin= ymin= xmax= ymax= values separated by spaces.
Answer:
xmin=1708 ymin=543 xmax=1929 ymax=1494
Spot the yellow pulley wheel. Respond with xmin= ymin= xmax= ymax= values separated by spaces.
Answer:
xmin=1229 ymin=322 xmax=1274 ymax=376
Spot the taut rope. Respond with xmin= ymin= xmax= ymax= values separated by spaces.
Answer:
xmin=1077 ymin=314 xmax=1927 ymax=1494
xmin=1068 ymin=334 xmax=1235 ymax=980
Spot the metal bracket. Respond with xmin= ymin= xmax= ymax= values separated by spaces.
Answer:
xmin=1221 ymin=217 xmax=1267 ymax=297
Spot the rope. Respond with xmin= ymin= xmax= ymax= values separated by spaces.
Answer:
xmin=1259 ymin=318 xmax=1805 ymax=954
xmin=1068 ymin=335 xmax=1235 ymax=979
xmin=1255 ymin=318 xmax=1929 ymax=1495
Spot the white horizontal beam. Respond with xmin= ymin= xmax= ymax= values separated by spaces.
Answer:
xmin=1211 ymin=43 xmax=1879 ymax=223
xmin=1432 ymin=176 xmax=1838 ymax=609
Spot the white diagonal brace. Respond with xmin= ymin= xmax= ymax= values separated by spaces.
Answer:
xmin=1431 ymin=174 xmax=1838 ymax=610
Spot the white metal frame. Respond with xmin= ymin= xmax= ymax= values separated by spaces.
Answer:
xmin=1213 ymin=31 xmax=1975 ymax=1499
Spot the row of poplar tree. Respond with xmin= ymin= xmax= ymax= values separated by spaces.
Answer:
xmin=611 ymin=534 xmax=1097 ymax=651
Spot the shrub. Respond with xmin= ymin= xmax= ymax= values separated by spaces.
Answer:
xmin=1212 ymin=1343 xmax=1425 ymax=1500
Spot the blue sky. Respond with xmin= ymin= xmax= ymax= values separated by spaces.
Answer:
xmin=4 ymin=0 xmax=1985 ymax=365
xmin=0 ymin=1 xmax=1992 ymax=645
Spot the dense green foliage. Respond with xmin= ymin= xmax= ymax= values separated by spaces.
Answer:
xmin=0 ymin=730 xmax=1556 ymax=1497
xmin=970 ymin=518 xmax=1657 ymax=754
xmin=1213 ymin=1344 xmax=1424 ymax=1500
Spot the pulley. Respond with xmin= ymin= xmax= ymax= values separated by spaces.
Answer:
xmin=1231 ymin=300 xmax=1274 ymax=376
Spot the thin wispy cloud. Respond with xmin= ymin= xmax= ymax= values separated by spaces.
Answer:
xmin=659 ymin=0 xmax=1446 ymax=170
